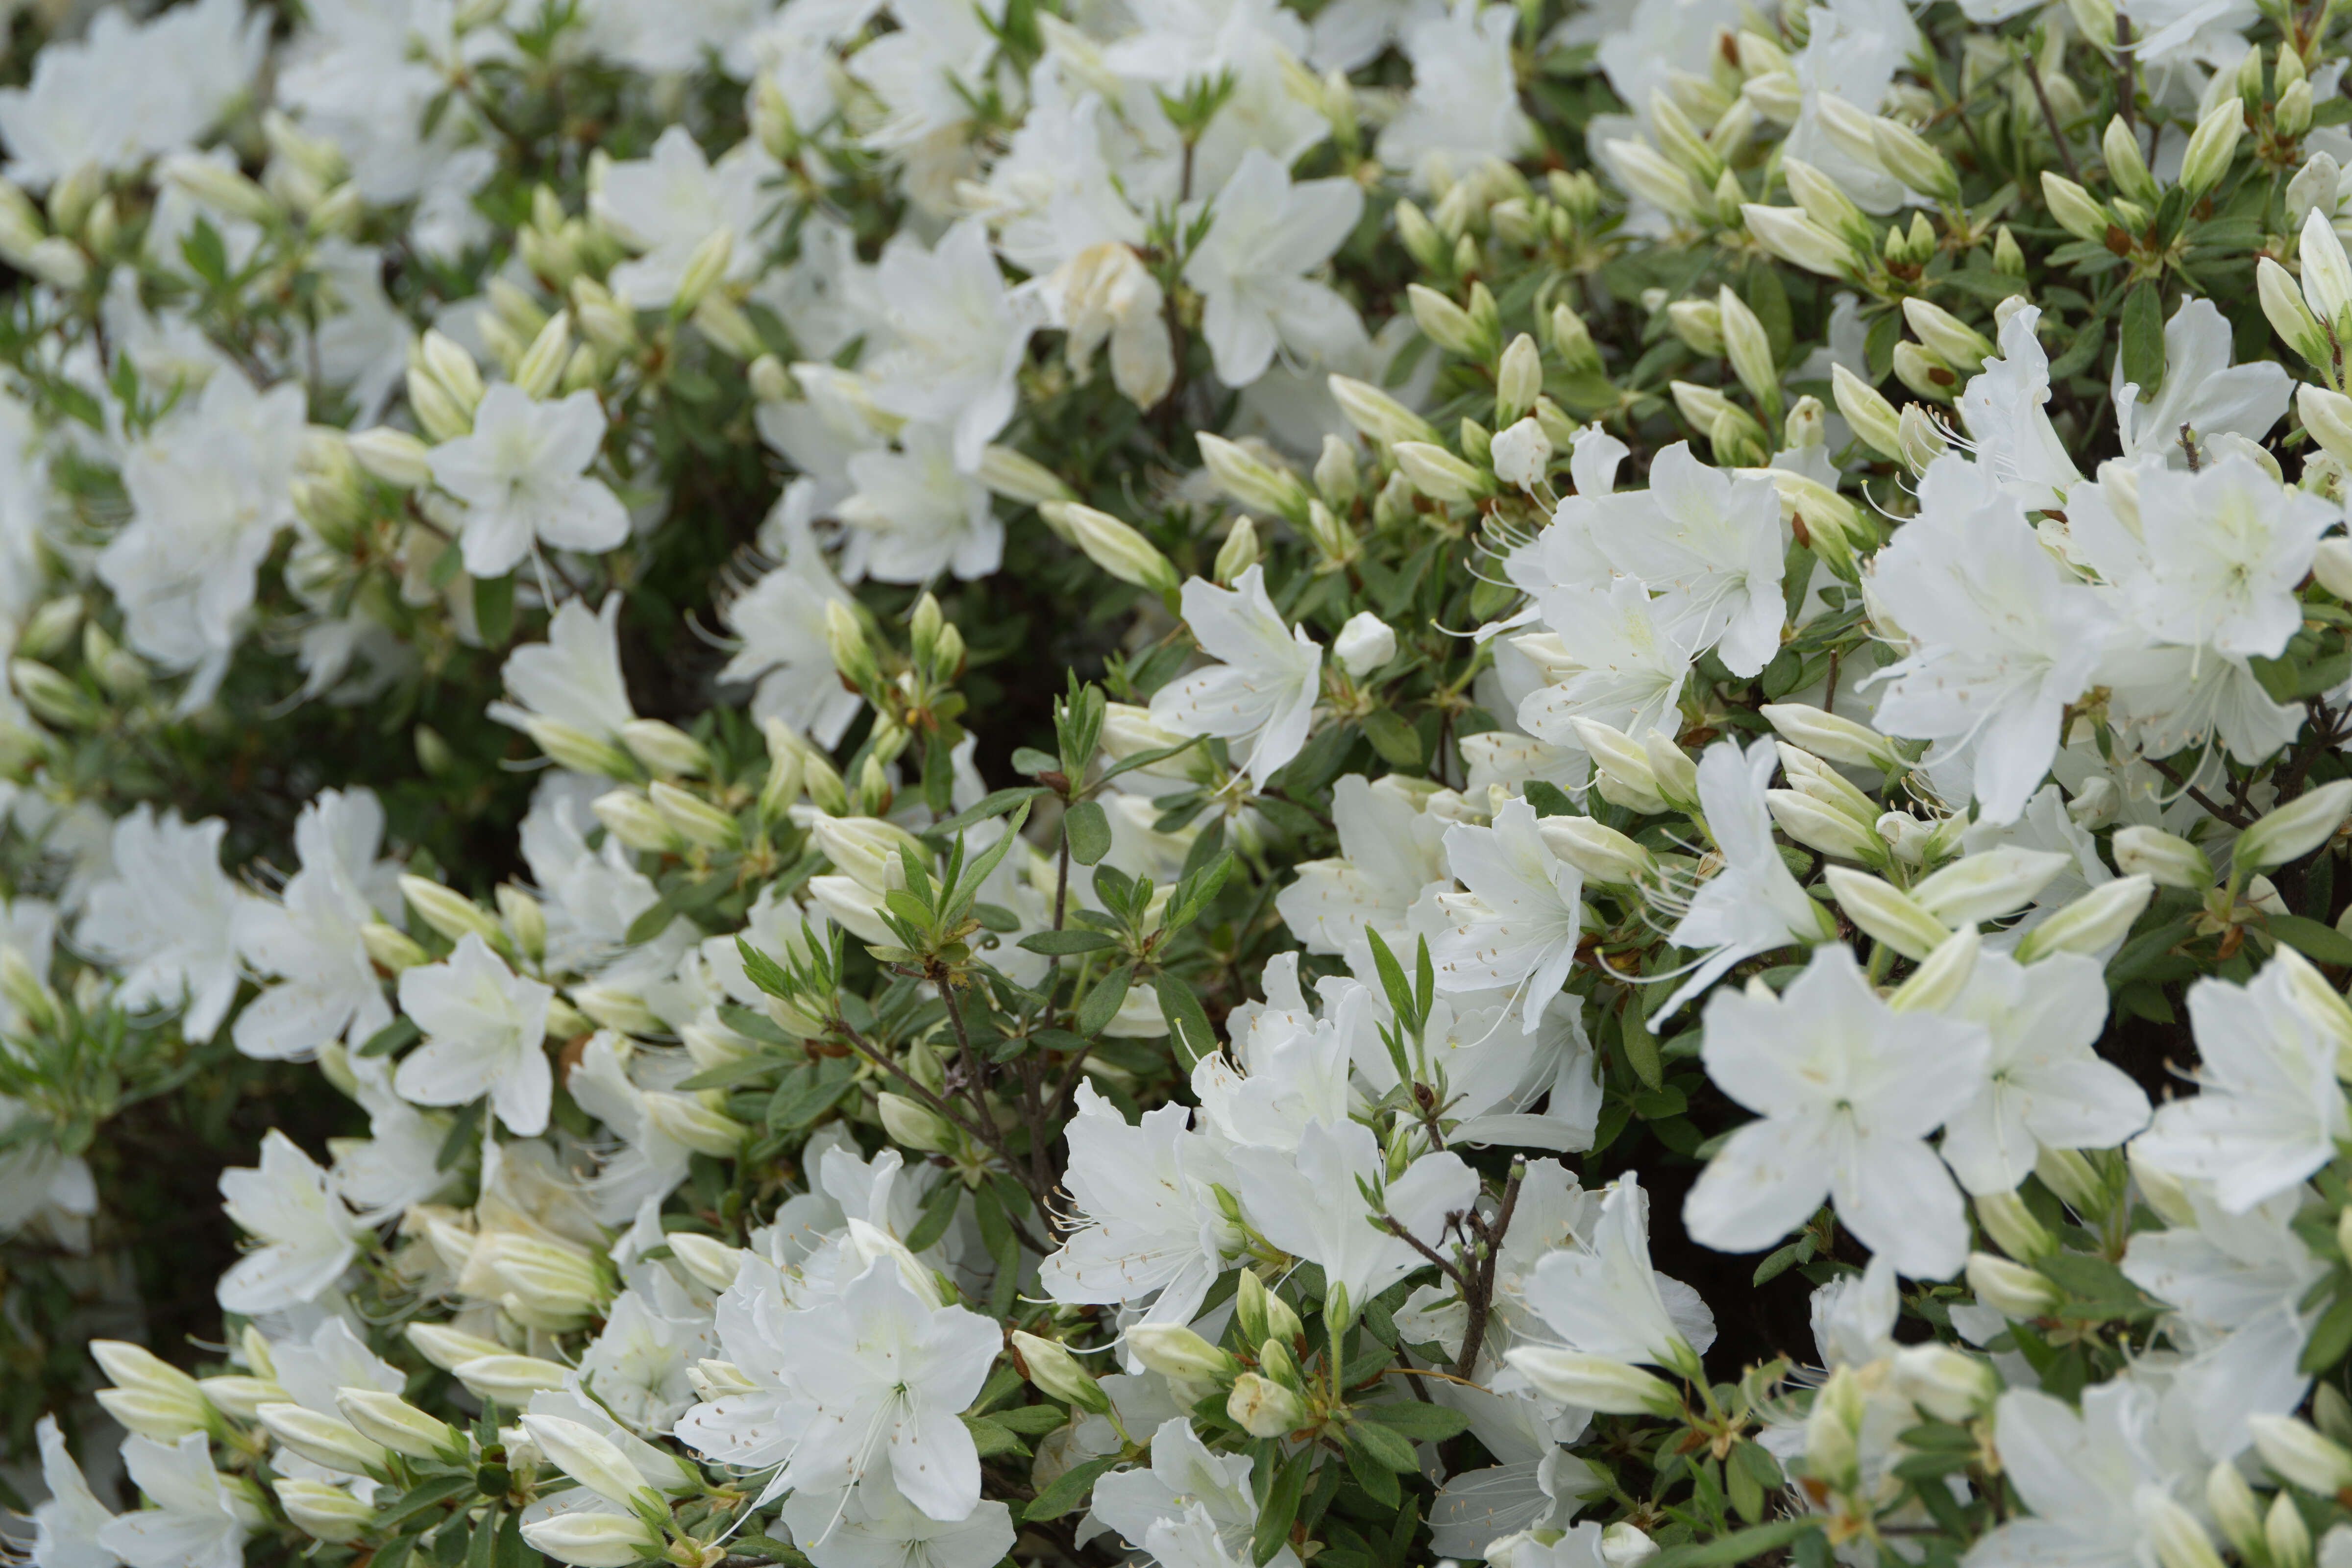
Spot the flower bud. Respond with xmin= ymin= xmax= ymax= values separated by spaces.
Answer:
xmin=1537 ymin=816 xmax=1657 ymax=885
xmin=2237 ymin=780 xmax=2352 ymax=870
xmin=2180 ymin=98 xmax=2248 ymax=197
xmin=1902 ymin=298 xmax=1995 ymax=374
xmin=1667 ymin=299 xmax=1723 ymax=356
xmin=977 ymin=445 xmax=1072 ymax=506
xmin=522 ymin=1413 xmax=663 ymax=1511
xmin=1891 ymin=1344 xmax=1998 ymax=1421
xmin=198 ymin=1375 xmax=290 ymax=1421
xmin=2253 ymin=1414 xmax=2352 ymax=1494
xmin=2206 ymin=1460 xmax=2267 ymax=1560
xmin=275 ymin=1480 xmax=374 ymax=1543
xmin=1011 ymin=1330 xmax=1112 ymax=1415
xmin=2041 ymin=173 xmax=2115 ymax=245
xmin=2270 ymin=1489 xmax=2315 ymax=1568
xmin=1609 ymin=139 xmax=1703 ymax=220
xmin=1408 ymin=283 xmax=1488 ymax=359
xmin=2139 ymin=1492 xmax=2225 ymax=1568
xmin=1974 ymin=1189 xmax=2056 ymax=1261
xmin=1823 ymin=866 xmax=1950 ymax=959
xmin=404 ymin=1322 xmax=509 ymax=1372
xmin=1503 ymin=1348 xmax=1680 ymax=1415
xmin=1870 ymin=117 xmax=1958 ymax=203
xmin=258 ymin=1403 xmax=389 ymax=1476
xmin=400 ymin=875 xmax=505 ymax=947
xmin=346 ymin=427 xmax=434 ymax=489
xmin=1048 ymin=502 xmax=1180 ymax=595
xmin=2304 ymin=207 xmax=2352 ymax=336
xmin=162 ymin=154 xmax=275 ymax=222
xmin=1495 ymin=332 xmax=1543 ymax=426
xmin=2102 ymin=115 xmax=2159 ymax=205
xmin=337 ymin=1389 xmax=464 ymax=1460
xmin=1327 ymin=376 xmax=1439 ymax=447
xmin=876 ymin=1090 xmax=957 ymax=1153
xmin=1965 ymin=1252 xmax=2060 ymax=1317
xmin=452 ymin=1352 xmax=573 ymax=1403
xmin=2315 ymin=537 xmax=2352 ymax=601
xmin=1125 ymin=1323 xmax=1237 ymax=1382
xmin=1740 ymin=203 xmax=1853 ymax=277
xmin=1229 ymin=1373 xmax=1308 ymax=1438
xmin=1197 ymin=433 xmax=1309 ymax=519
xmin=648 ymin=782 xmax=739 ymax=850
xmin=1828 ymin=366 xmax=1904 ymax=464
xmin=1887 ymin=925 xmax=1980 ymax=1013
xmin=2262 ymin=257 xmax=2332 ymax=368
xmin=523 ymin=716 xmax=633 ymax=777
xmin=2112 ymin=826 xmax=2212 ymax=889
xmin=11 ymin=660 xmax=95 ymax=729
xmin=1910 ymin=847 xmax=2070 ymax=925
xmin=1785 ymin=393 xmax=1826 ymax=450
xmin=1333 ymin=611 xmax=1397 ymax=678
xmin=1768 ymin=789 xmax=1882 ymax=862
xmin=520 ymin=1511 xmax=663 ymax=1568
xmin=637 ymin=1090 xmax=744 ymax=1156
xmin=1571 ymin=718 xmax=1668 ymax=815
xmin=95 ymin=1388 xmax=210 ymax=1441
xmin=1392 ymin=441 xmax=1493 ymax=504
xmin=594 ymin=790 xmax=685 ymax=854
xmin=2014 ymin=875 xmax=2155 ymax=962
xmin=1491 ymin=416 xmax=1553 ymax=491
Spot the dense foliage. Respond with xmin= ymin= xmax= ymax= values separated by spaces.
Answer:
xmin=20 ymin=0 xmax=2352 ymax=1567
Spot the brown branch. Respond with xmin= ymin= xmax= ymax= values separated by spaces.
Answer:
xmin=2023 ymin=48 xmax=2082 ymax=183
xmin=1450 ymin=1159 xmax=1526 ymax=1382
xmin=1380 ymin=1213 xmax=1471 ymax=1293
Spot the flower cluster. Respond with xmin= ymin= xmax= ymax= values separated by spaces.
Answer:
xmin=18 ymin=0 xmax=2352 ymax=1567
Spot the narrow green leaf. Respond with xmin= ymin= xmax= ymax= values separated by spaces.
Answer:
xmin=1018 ymin=928 xmax=1117 ymax=955
xmin=1065 ymin=800 xmax=1112 ymax=865
xmin=1076 ymin=964 xmax=1133 ymax=1037
xmin=1155 ymin=971 xmax=1218 ymax=1068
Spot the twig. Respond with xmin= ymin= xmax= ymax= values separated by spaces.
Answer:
xmin=2143 ymin=754 xmax=2255 ymax=828
xmin=2023 ymin=48 xmax=2082 ymax=182
xmin=1381 ymin=1214 xmax=1471 ymax=1293
xmin=1450 ymin=1160 xmax=1526 ymax=1382
xmin=2117 ymin=16 xmax=2137 ymax=138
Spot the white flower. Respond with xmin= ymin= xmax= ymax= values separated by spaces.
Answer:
xmin=79 ymin=808 xmax=250 ymax=1045
xmin=777 ymin=1475 xmax=1016 ymax=1568
xmin=2132 ymin=949 xmax=2352 ymax=1213
xmin=862 ymin=220 xmax=1044 ymax=473
xmin=427 ymin=386 xmax=629 ymax=579
xmin=1431 ymin=798 xmax=1589 ymax=1031
xmin=30 ymin=1414 xmax=117 ymax=1568
xmin=1514 ymin=579 xmax=1699 ymax=748
xmin=2111 ymin=296 xmax=2291 ymax=465
xmin=2094 ymin=453 xmax=2328 ymax=660
xmin=1937 ymin=952 xmax=2150 ymax=1196
xmin=96 ymin=1433 xmax=252 ymax=1568
xmin=216 ymin=1130 xmax=360 ymax=1316
xmin=835 ymin=424 xmax=1004 ymax=584
xmin=488 ymin=593 xmax=637 ymax=744
xmin=1274 ymin=774 xmax=1451 ymax=961
xmin=1952 ymin=306 xmax=2082 ymax=503
xmin=1684 ymin=945 xmax=1987 ymax=1279
xmin=1658 ymin=737 xmax=1838 ymax=1019
xmin=1038 ymin=1083 xmax=1231 ymax=1326
xmin=1093 ymin=1419 xmax=1292 ymax=1568
xmin=1522 ymin=1173 xmax=1712 ymax=1370
xmin=1580 ymin=443 xmax=1787 ymax=678
xmin=591 ymin=127 xmax=775 ymax=309
xmin=1960 ymin=1383 xmax=2201 ymax=1568
xmin=233 ymin=791 xmax=397 ymax=1062
xmin=392 ymin=933 xmax=557 ymax=1137
xmin=1228 ymin=1117 xmax=1478 ymax=1315
xmin=1867 ymin=454 xmax=2114 ymax=824
xmin=0 ymin=0 xmax=265 ymax=186
xmin=1149 ymin=566 xmax=1323 ymax=788
xmin=1378 ymin=4 xmax=1534 ymax=184
xmin=97 ymin=373 xmax=308 ymax=701
xmin=719 ymin=527 xmax=864 ymax=746
xmin=775 ymin=1257 xmax=1004 ymax=1522
xmin=1182 ymin=149 xmax=1367 ymax=389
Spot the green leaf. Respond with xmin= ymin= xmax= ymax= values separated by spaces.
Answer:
xmin=1065 ymin=800 xmax=1113 ymax=865
xmin=1343 ymin=1416 xmax=1420 ymax=1472
xmin=370 ymin=1475 xmax=476 ymax=1531
xmin=1340 ymin=1431 xmax=1399 ymax=1508
xmin=1252 ymin=1450 xmax=1316 ymax=1565
xmin=1620 ymin=995 xmax=1662 ymax=1090
xmin=962 ymin=1412 xmax=1029 ymax=1458
xmin=676 ymin=1053 xmax=796 ymax=1092
xmin=624 ymin=897 xmax=678 ymax=945
xmin=1156 ymin=971 xmax=1218 ymax=1068
xmin=474 ymin=573 xmax=516 ymax=647
xmin=735 ymin=936 xmax=796 ymax=999
xmin=1361 ymin=710 xmax=1423 ymax=769
xmin=1018 ymin=928 xmax=1116 ymax=955
xmin=1076 ymin=964 xmax=1133 ymax=1037
xmin=2120 ymin=283 xmax=2164 ymax=392
xmin=1358 ymin=1400 xmax=1471 ymax=1441
xmin=928 ymin=786 xmax=1050 ymax=838
xmin=905 ymin=1171 xmax=963 ymax=1252
xmin=2303 ymin=1292 xmax=2352 ymax=1373
xmin=1647 ymin=1519 xmax=1823 ymax=1568
xmin=1022 ymin=1455 xmax=1120 ymax=1520
xmin=989 ymin=1403 xmax=1070 ymax=1434
xmin=359 ymin=1016 xmax=420 ymax=1058
xmin=2270 ymin=914 xmax=2352 ymax=966
xmin=2049 ymin=314 xmax=2106 ymax=379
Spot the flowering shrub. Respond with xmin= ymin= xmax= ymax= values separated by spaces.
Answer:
xmin=22 ymin=0 xmax=2352 ymax=1566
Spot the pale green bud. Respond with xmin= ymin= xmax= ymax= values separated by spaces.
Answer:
xmin=1891 ymin=341 xmax=1957 ymax=405
xmin=665 ymin=1233 xmax=744 ymax=1293
xmin=2207 ymin=1461 xmax=2267 ymax=1561
xmin=520 ymin=1413 xmax=663 ymax=1512
xmin=2262 ymin=257 xmax=2332 ymax=371
xmin=1974 ymin=1189 xmax=2055 ymax=1261
xmin=977 ymin=445 xmax=1073 ymax=506
xmin=1965 ymin=1252 xmax=2060 ymax=1316
xmin=2250 ymin=1414 xmax=2352 ymax=1493
xmin=2236 ymin=780 xmax=2352 ymax=870
xmin=672 ymin=228 xmax=734 ymax=317
xmin=514 ymin=310 xmax=574 ymax=398
xmin=1495 ymin=332 xmax=1543 ymax=426
xmin=1783 ymin=159 xmax=1864 ymax=241
xmin=1829 ymin=364 xmax=1903 ymax=463
xmin=2269 ymin=1489 xmax=2314 ymax=1568
xmin=1768 ymin=789 xmax=1882 ymax=862
xmin=1407 ymin=283 xmax=1488 ymax=358
xmin=2112 ymin=826 xmax=2212 ymax=888
xmin=1197 ymin=432 xmax=1311 ymax=518
xmin=1393 ymin=441 xmax=1494 ymax=504
xmin=1229 ymin=1373 xmax=1308 ymax=1438
xmin=258 ymin=1403 xmax=389 ymax=1476
xmin=649 ymin=782 xmax=739 ymax=850
xmin=1504 ymin=1348 xmax=1681 ymax=1415
xmin=1910 ymin=846 xmax=2070 ymax=925
xmin=360 ymin=921 xmax=429 ymax=973
xmin=338 ymin=1388 xmax=464 ymax=1461
xmin=1213 ymin=516 xmax=1261 ymax=584
xmin=274 ymin=1480 xmax=374 ymax=1543
xmin=397 ymin=876 xmax=503 ymax=949
xmin=1718 ymin=288 xmax=1779 ymax=415
xmin=2101 ymin=116 xmax=2159 ymax=205
xmin=2279 ymin=77 xmax=2315 ymax=138
xmin=1870 ymin=117 xmax=1958 ymax=203
xmin=2013 ymin=876 xmax=2155 ymax=961
xmin=1741 ymin=202 xmax=1853 ymax=277
xmin=2180 ymin=98 xmax=2248 ymax=197
xmin=346 ymin=427 xmax=433 ymax=489
xmin=2142 ymin=1492 xmax=2225 ymax=1568
xmin=877 ymin=1090 xmax=957 ymax=1153
xmin=618 ymin=718 xmax=709 ymax=779
xmin=197 ymin=1374 xmax=289 ymax=1421
xmin=1823 ymin=866 xmax=1949 ymax=959
xmin=524 ymin=716 xmax=634 ymax=778
xmin=2304 ymin=386 xmax=2352 ymax=467
xmin=1902 ymin=299 xmax=1995 ymax=373
xmin=1012 ymin=1331 xmax=1113 ymax=1414
xmin=1125 ymin=1323 xmax=1237 ymax=1382
xmin=1666 ymin=299 xmax=1723 ymax=355
xmin=1050 ymin=502 xmax=1180 ymax=595
xmin=2041 ymin=172 xmax=2114 ymax=245
xmin=1329 ymin=375 xmax=1440 ymax=448
xmin=593 ymin=790 xmax=685 ymax=854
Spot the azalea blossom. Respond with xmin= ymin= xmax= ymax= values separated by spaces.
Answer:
xmin=1149 ymin=567 xmax=1323 ymax=788
xmin=216 ymin=1131 xmax=360 ymax=1316
xmin=392 ymin=934 xmax=557 ymax=1137
xmin=427 ymin=386 xmax=630 ymax=578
